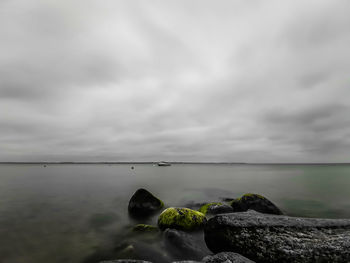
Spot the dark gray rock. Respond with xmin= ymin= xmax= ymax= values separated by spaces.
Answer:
xmin=202 ymin=252 xmax=255 ymax=263
xmin=164 ymin=228 xmax=210 ymax=261
xmin=128 ymin=189 xmax=164 ymax=217
xmin=99 ymin=261 xmax=152 ymax=263
xmin=114 ymin=241 xmax=171 ymax=263
xmin=204 ymin=211 xmax=350 ymax=263
xmin=99 ymin=260 xmax=152 ymax=263
xmin=184 ymin=201 xmax=208 ymax=210
xmin=206 ymin=204 xmax=233 ymax=215
xmin=230 ymin=193 xmax=282 ymax=215
xmin=220 ymin=197 xmax=235 ymax=202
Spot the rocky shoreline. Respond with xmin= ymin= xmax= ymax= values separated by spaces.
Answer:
xmin=205 ymin=211 xmax=350 ymax=262
xmin=97 ymin=188 xmax=350 ymax=263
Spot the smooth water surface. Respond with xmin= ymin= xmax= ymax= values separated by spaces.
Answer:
xmin=0 ymin=164 xmax=350 ymax=262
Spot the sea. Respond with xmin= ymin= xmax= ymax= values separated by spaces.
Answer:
xmin=0 ymin=163 xmax=350 ymax=263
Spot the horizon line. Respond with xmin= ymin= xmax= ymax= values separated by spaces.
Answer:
xmin=0 ymin=161 xmax=350 ymax=165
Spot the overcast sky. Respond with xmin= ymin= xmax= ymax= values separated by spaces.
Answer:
xmin=1 ymin=0 xmax=350 ymax=162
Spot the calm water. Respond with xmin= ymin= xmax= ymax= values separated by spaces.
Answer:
xmin=0 ymin=163 xmax=350 ymax=263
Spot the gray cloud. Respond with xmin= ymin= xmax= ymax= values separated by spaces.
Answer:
xmin=0 ymin=0 xmax=350 ymax=162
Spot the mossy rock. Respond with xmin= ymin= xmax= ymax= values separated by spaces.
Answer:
xmin=132 ymin=224 xmax=159 ymax=232
xmin=199 ymin=202 xmax=233 ymax=215
xmin=128 ymin=188 xmax=164 ymax=218
xmin=230 ymin=193 xmax=283 ymax=215
xmin=158 ymin=207 xmax=206 ymax=231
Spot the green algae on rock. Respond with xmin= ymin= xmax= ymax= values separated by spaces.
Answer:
xmin=230 ymin=193 xmax=282 ymax=215
xmin=199 ymin=202 xmax=233 ymax=215
xmin=158 ymin=207 xmax=206 ymax=231
xmin=132 ymin=224 xmax=159 ymax=232
xmin=128 ymin=188 xmax=164 ymax=217
xmin=199 ymin=203 xmax=223 ymax=214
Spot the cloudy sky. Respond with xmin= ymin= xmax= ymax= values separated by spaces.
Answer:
xmin=1 ymin=0 xmax=350 ymax=162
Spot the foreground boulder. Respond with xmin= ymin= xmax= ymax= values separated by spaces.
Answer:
xmin=100 ymin=261 xmax=151 ymax=263
xmin=158 ymin=208 xmax=206 ymax=231
xmin=199 ymin=203 xmax=233 ymax=215
xmin=128 ymin=189 xmax=164 ymax=217
xmin=202 ymin=252 xmax=254 ymax=263
xmin=230 ymin=193 xmax=282 ymax=215
xmin=164 ymin=229 xmax=210 ymax=260
xmin=204 ymin=211 xmax=350 ymax=263
xmin=100 ymin=251 xmax=253 ymax=263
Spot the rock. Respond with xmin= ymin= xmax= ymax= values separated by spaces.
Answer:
xmin=230 ymin=193 xmax=282 ymax=215
xmin=204 ymin=211 xmax=350 ymax=263
xmin=199 ymin=203 xmax=233 ymax=215
xmin=184 ymin=201 xmax=208 ymax=210
xmin=163 ymin=229 xmax=210 ymax=261
xmin=99 ymin=260 xmax=151 ymax=263
xmin=202 ymin=252 xmax=255 ymax=263
xmin=132 ymin=224 xmax=159 ymax=232
xmin=220 ymin=197 xmax=235 ymax=202
xmin=113 ymin=241 xmax=170 ymax=263
xmin=158 ymin=208 xmax=207 ymax=231
xmin=128 ymin=189 xmax=164 ymax=217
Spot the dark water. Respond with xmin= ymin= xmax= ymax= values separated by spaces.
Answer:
xmin=1 ymin=163 xmax=350 ymax=263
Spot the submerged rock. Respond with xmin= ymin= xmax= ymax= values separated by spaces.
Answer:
xmin=230 ymin=193 xmax=282 ymax=215
xmin=115 ymin=241 xmax=171 ymax=263
xmin=128 ymin=189 xmax=164 ymax=217
xmin=202 ymin=252 xmax=255 ymax=263
xmin=199 ymin=203 xmax=233 ymax=215
xmin=132 ymin=224 xmax=159 ymax=233
xmin=158 ymin=208 xmax=206 ymax=231
xmin=163 ymin=228 xmax=210 ymax=261
xmin=204 ymin=211 xmax=350 ymax=263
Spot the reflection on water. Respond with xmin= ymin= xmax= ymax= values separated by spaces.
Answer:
xmin=0 ymin=163 xmax=350 ymax=262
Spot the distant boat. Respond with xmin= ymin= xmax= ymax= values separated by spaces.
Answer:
xmin=157 ymin=161 xmax=171 ymax=166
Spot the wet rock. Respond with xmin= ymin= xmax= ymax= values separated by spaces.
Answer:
xmin=163 ymin=229 xmax=210 ymax=261
xmin=204 ymin=211 xmax=350 ymax=263
xmin=230 ymin=193 xmax=282 ymax=215
xmin=220 ymin=197 xmax=235 ymax=202
xmin=158 ymin=208 xmax=206 ymax=231
xmin=198 ymin=203 xmax=233 ymax=215
xmin=113 ymin=241 xmax=170 ymax=263
xmin=128 ymin=189 xmax=164 ymax=217
xmin=99 ymin=260 xmax=152 ymax=263
xmin=184 ymin=201 xmax=208 ymax=211
xmin=202 ymin=252 xmax=254 ymax=263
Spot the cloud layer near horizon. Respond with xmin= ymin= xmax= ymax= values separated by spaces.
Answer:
xmin=1 ymin=0 xmax=350 ymax=162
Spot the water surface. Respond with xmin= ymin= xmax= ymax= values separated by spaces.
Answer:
xmin=0 ymin=163 xmax=350 ymax=262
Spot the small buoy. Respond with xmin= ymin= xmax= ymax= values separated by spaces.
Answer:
xmin=44 ymin=165 xmax=47 ymax=167
xmin=131 ymin=166 xmax=134 ymax=170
